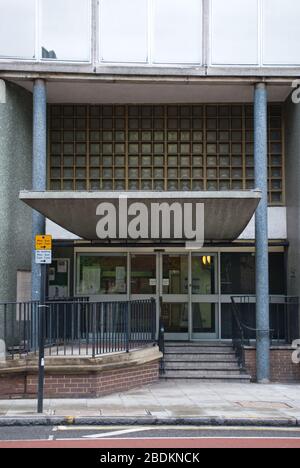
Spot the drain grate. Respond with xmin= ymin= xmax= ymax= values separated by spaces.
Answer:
xmin=236 ymin=401 xmax=293 ymax=409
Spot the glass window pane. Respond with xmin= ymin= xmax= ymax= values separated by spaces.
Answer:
xmin=161 ymin=303 xmax=188 ymax=333
xmin=211 ymin=0 xmax=258 ymax=65
xmin=0 ymin=0 xmax=35 ymax=59
xmin=130 ymin=255 xmax=156 ymax=294
xmin=76 ymin=254 xmax=127 ymax=295
xmin=221 ymin=253 xmax=255 ymax=294
xmin=100 ymin=0 xmax=148 ymax=62
xmin=192 ymin=304 xmax=216 ymax=333
xmin=192 ymin=255 xmax=215 ymax=294
xmin=41 ymin=0 xmax=90 ymax=61
xmin=162 ymin=255 xmax=188 ymax=294
xmin=153 ymin=0 xmax=202 ymax=64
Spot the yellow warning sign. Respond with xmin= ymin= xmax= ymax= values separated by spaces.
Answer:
xmin=35 ymin=235 xmax=52 ymax=250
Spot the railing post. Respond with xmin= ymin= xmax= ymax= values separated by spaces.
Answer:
xmin=126 ymin=301 xmax=131 ymax=353
xmin=92 ymin=303 xmax=96 ymax=358
xmin=37 ymin=262 xmax=47 ymax=414
xmin=37 ymin=305 xmax=46 ymax=413
xmin=158 ymin=321 xmax=165 ymax=375
xmin=151 ymin=298 xmax=156 ymax=342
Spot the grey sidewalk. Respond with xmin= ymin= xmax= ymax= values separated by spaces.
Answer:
xmin=0 ymin=380 xmax=300 ymax=426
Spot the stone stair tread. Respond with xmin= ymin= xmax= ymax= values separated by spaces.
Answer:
xmin=161 ymin=376 xmax=251 ymax=382
xmin=160 ymin=342 xmax=249 ymax=382
xmin=164 ymin=355 xmax=237 ymax=358
xmin=163 ymin=370 xmax=242 ymax=375
xmin=165 ymin=364 xmax=240 ymax=369
xmin=165 ymin=350 xmax=235 ymax=355
xmin=165 ymin=342 xmax=232 ymax=345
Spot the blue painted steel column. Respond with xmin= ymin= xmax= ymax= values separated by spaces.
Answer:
xmin=31 ymin=79 xmax=47 ymax=301
xmin=254 ymin=82 xmax=270 ymax=383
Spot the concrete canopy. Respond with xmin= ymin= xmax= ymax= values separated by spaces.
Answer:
xmin=19 ymin=190 xmax=261 ymax=242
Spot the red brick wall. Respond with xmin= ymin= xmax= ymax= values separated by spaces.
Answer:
xmin=0 ymin=361 xmax=159 ymax=399
xmin=245 ymin=348 xmax=300 ymax=382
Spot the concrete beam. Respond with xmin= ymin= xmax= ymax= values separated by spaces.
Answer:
xmin=0 ymin=71 xmax=297 ymax=86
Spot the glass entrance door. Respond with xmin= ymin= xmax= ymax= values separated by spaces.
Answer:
xmin=130 ymin=254 xmax=157 ymax=298
xmin=191 ymin=253 xmax=218 ymax=339
xmin=77 ymin=250 xmax=219 ymax=341
xmin=160 ymin=254 xmax=189 ymax=341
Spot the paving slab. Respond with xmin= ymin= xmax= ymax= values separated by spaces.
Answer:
xmin=0 ymin=381 xmax=300 ymax=426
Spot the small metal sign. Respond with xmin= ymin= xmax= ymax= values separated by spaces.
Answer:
xmin=35 ymin=235 xmax=52 ymax=250
xmin=35 ymin=250 xmax=52 ymax=264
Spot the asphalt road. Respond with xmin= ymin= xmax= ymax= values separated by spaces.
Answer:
xmin=0 ymin=425 xmax=300 ymax=448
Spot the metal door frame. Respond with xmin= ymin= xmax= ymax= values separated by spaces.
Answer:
xmin=159 ymin=252 xmax=190 ymax=341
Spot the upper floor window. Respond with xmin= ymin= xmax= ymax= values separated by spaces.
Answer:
xmin=0 ymin=0 xmax=36 ymax=59
xmin=211 ymin=0 xmax=259 ymax=65
xmin=99 ymin=0 xmax=203 ymax=65
xmin=100 ymin=0 xmax=148 ymax=63
xmin=263 ymin=0 xmax=300 ymax=65
xmin=41 ymin=0 xmax=91 ymax=61
xmin=152 ymin=0 xmax=202 ymax=64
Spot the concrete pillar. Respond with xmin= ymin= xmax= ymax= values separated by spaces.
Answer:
xmin=31 ymin=79 xmax=47 ymax=301
xmin=254 ymin=82 xmax=270 ymax=383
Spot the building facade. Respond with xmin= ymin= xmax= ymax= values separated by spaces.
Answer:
xmin=0 ymin=0 xmax=300 ymax=384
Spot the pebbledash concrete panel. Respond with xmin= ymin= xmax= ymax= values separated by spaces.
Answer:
xmin=19 ymin=190 xmax=261 ymax=242
xmin=0 ymin=81 xmax=33 ymax=306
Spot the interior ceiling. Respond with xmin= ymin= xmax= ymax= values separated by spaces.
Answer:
xmin=13 ymin=80 xmax=291 ymax=104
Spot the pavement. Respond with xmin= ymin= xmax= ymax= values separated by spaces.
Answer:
xmin=0 ymin=380 xmax=300 ymax=427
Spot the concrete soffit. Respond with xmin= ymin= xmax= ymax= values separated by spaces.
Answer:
xmin=19 ymin=190 xmax=261 ymax=242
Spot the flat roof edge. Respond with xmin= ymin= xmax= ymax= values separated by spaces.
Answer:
xmin=19 ymin=190 xmax=262 ymax=201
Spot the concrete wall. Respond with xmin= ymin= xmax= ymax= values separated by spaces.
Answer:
xmin=0 ymin=81 xmax=33 ymax=304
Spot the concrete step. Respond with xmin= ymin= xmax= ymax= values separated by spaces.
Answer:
xmin=165 ymin=349 xmax=236 ymax=356
xmin=160 ymin=374 xmax=251 ymax=383
xmin=164 ymin=361 xmax=240 ymax=370
xmin=162 ymin=369 xmax=243 ymax=378
xmin=166 ymin=342 xmax=232 ymax=347
xmin=165 ymin=345 xmax=234 ymax=353
xmin=165 ymin=347 xmax=234 ymax=353
xmin=164 ymin=353 xmax=237 ymax=362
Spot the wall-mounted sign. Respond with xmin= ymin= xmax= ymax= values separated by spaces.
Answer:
xmin=35 ymin=250 xmax=52 ymax=264
xmin=35 ymin=234 xmax=52 ymax=250
xmin=35 ymin=234 xmax=52 ymax=264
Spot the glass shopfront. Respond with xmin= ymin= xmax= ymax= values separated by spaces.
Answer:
xmin=74 ymin=249 xmax=285 ymax=340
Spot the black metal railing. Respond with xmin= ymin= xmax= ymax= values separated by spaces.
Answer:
xmin=231 ymin=295 xmax=299 ymax=368
xmin=230 ymin=297 xmax=247 ymax=370
xmin=158 ymin=321 xmax=165 ymax=375
xmin=0 ymin=299 xmax=156 ymax=359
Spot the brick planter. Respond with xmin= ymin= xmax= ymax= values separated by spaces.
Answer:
xmin=245 ymin=346 xmax=300 ymax=382
xmin=0 ymin=346 xmax=161 ymax=399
